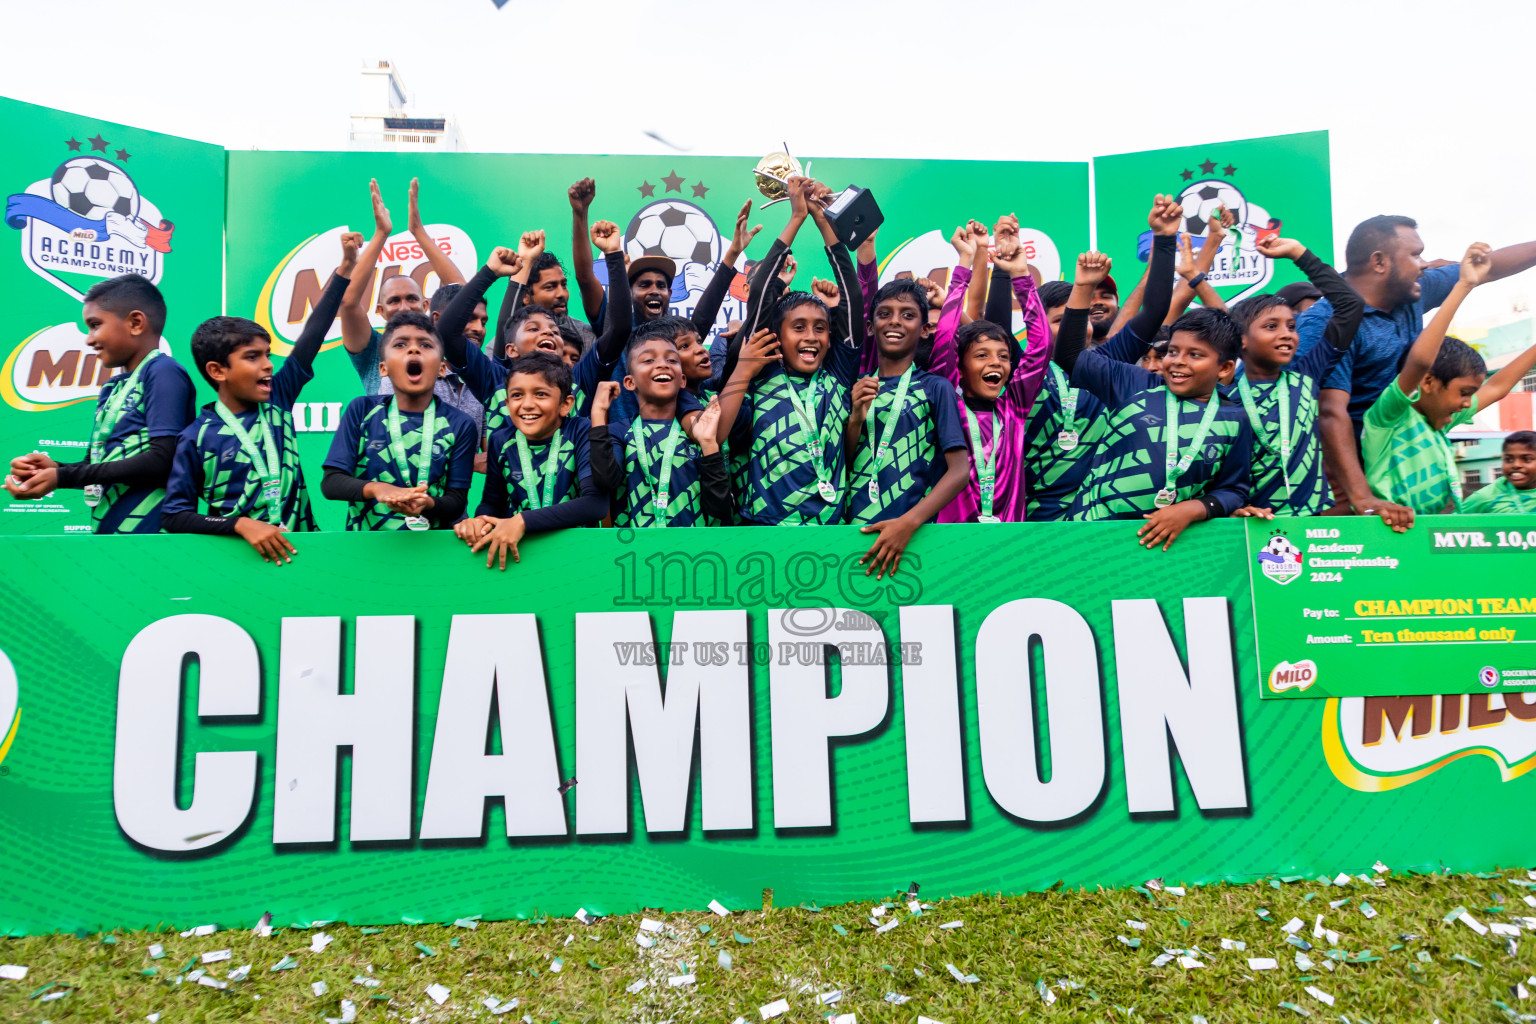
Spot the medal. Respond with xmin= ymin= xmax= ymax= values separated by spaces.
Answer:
xmin=864 ymin=365 xmax=915 ymax=509
xmin=632 ymin=419 xmax=684 ymax=526
xmin=215 ymin=400 xmax=283 ymax=525
xmin=783 ymin=371 xmax=840 ymax=506
xmin=85 ymin=350 xmax=159 ymax=515
xmin=1159 ymin=388 xmax=1222 ymax=510
xmin=1056 ymin=430 xmax=1079 ymax=451
xmin=962 ymin=402 xmax=1004 ymax=522
xmin=1050 ymin=363 xmax=1080 ymax=453
xmin=385 ymin=398 xmax=439 ymax=529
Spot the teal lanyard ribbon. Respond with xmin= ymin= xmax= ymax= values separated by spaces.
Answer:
xmin=214 ymin=401 xmax=282 ymax=524
xmin=90 ymin=349 xmax=160 ymax=461
xmin=866 ymin=365 xmax=915 ymax=503
xmin=1160 ymin=388 xmax=1222 ymax=505
xmin=514 ymin=426 xmax=564 ymax=510
xmin=385 ymin=398 xmax=437 ymax=487
xmin=783 ymin=371 xmax=837 ymax=502
xmin=962 ymin=403 xmax=1003 ymax=521
xmin=633 ymin=419 xmax=684 ymax=526
xmin=1236 ymin=373 xmax=1293 ymax=500
xmin=1049 ymin=362 xmax=1080 ymax=449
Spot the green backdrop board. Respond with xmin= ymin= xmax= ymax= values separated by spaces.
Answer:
xmin=1093 ymin=131 xmax=1334 ymax=307
xmin=0 ymin=96 xmax=226 ymax=536
xmin=1249 ymin=516 xmax=1536 ymax=698
xmin=2 ymin=519 xmax=1535 ymax=937
xmin=224 ymin=152 xmax=1090 ymax=529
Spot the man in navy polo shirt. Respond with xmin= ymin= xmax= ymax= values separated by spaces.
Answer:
xmin=1296 ymin=214 xmax=1536 ymax=518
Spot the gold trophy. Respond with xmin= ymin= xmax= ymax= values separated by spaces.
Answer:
xmin=752 ymin=148 xmax=810 ymax=209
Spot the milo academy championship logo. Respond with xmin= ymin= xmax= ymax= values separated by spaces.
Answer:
xmin=1139 ymin=159 xmax=1280 ymax=305
xmin=3 ymin=133 xmax=176 ymax=412
xmin=1256 ymin=529 xmax=1303 ymax=585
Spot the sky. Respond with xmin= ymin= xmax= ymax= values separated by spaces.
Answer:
xmin=2 ymin=0 xmax=1531 ymax=323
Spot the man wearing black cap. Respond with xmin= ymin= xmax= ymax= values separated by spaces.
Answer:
xmin=1275 ymin=280 xmax=1322 ymax=315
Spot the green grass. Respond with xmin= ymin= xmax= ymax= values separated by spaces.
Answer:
xmin=3 ymin=870 xmax=1535 ymax=1022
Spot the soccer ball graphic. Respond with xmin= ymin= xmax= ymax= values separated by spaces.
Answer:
xmin=1177 ymin=180 xmax=1244 ymax=237
xmin=1262 ymin=534 xmax=1301 ymax=562
xmin=50 ymin=157 xmax=138 ymax=221
xmin=625 ymin=200 xmax=721 ymax=275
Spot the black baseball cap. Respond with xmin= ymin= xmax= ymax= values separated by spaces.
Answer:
xmin=1276 ymin=281 xmax=1323 ymax=307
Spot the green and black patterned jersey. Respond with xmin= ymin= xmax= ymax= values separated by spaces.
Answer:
xmin=726 ymin=363 xmax=856 ymax=526
xmin=596 ymin=417 xmax=728 ymax=528
xmin=1067 ymin=350 xmax=1254 ymax=521
xmin=323 ymin=395 xmax=478 ymax=531
xmin=164 ymin=402 xmax=316 ymax=532
xmin=81 ymin=351 xmax=196 ymax=534
xmin=1023 ymin=368 xmax=1108 ymax=521
xmin=844 ymin=368 xmax=966 ymax=525
xmin=478 ymin=418 xmax=590 ymax=517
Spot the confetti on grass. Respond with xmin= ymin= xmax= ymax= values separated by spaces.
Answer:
xmin=1280 ymin=1001 xmax=1311 ymax=1016
xmin=0 ymin=966 xmax=27 ymax=980
xmin=759 ymin=997 xmax=789 ymax=1019
xmin=425 ymin=982 xmax=450 ymax=1004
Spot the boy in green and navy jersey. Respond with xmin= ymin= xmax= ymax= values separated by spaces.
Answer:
xmin=162 ymin=242 xmax=356 ymax=560
xmin=1222 ymin=235 xmax=1364 ymax=518
xmin=454 ymin=352 xmax=608 ymax=569
xmin=1463 ymin=432 xmax=1536 ymax=514
xmin=1362 ymin=242 xmax=1536 ymax=522
xmin=1069 ymin=299 xmax=1255 ymax=549
xmin=322 ymin=311 xmax=478 ymax=531
xmin=589 ymin=326 xmax=733 ymax=528
xmin=715 ymin=177 xmax=863 ymax=527
xmin=5 ymin=274 xmax=194 ymax=533
xmin=845 ymin=277 xmax=969 ymax=576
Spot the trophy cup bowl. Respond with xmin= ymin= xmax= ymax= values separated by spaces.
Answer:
xmin=753 ymin=151 xmax=805 ymax=209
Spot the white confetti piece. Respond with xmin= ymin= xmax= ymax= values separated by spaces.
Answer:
xmin=197 ymin=976 xmax=228 ymax=990
xmin=187 ymin=969 xmax=206 ymax=982
xmin=1312 ymin=914 xmax=1326 ymax=938
xmin=1178 ymin=956 xmax=1204 ymax=969
xmin=563 ymin=934 xmax=574 ymax=947
xmin=227 ymin=964 xmax=251 ymax=982
xmin=1373 ymin=860 xmax=1388 ymax=873
xmin=147 ymin=1015 xmax=160 ymax=1023
xmin=148 ymin=944 xmax=164 ymax=959
xmin=1305 ymin=985 xmax=1335 ymax=1007
xmin=351 ymin=976 xmax=380 ymax=988
xmin=884 ymin=992 xmax=911 ymax=1004
xmin=1166 ymin=886 xmax=1186 ymax=896
xmin=1333 ymin=873 xmax=1351 ymax=886
xmin=668 ymin=973 xmax=695 ymax=987
xmin=1220 ymin=938 xmax=1246 ymax=951
xmin=1037 ymin=979 xmax=1057 ymax=1004
xmin=454 ymin=917 xmax=480 ymax=929
xmin=1126 ymin=919 xmax=1148 ymax=930
xmin=312 ymin=981 xmax=328 ymax=997
xmin=636 ymin=934 xmax=655 ymax=949
xmin=1460 ymin=912 xmax=1490 ymax=936
xmin=939 ymin=920 xmax=963 ymax=930
xmin=310 ymin=932 xmax=333 ymax=953
xmin=818 ymin=989 xmax=842 ymax=1004
xmin=253 ymin=912 xmax=273 ymax=938
xmin=830 ymin=1015 xmax=856 ymax=1024
xmin=1145 ymin=878 xmax=1164 ymax=890
xmin=1492 ymin=922 xmax=1522 ymax=937
xmin=1519 ymin=983 xmax=1531 ymax=1000
xmin=484 ymin=996 xmax=519 ymax=1015
xmin=876 ymin=918 xmax=899 ymax=934
xmin=1151 ymin=953 xmax=1176 ymax=967
xmin=759 ymin=997 xmax=789 ymax=1019
xmin=202 ymin=949 xmax=231 ymax=963
xmin=1526 ymin=896 xmax=1536 ymax=909
xmin=0 ymin=966 xmax=27 ymax=980
xmin=870 ymin=905 xmax=886 ymax=917
xmin=550 ymin=958 xmax=563 ymax=973
xmin=1329 ymin=898 xmax=1350 ymax=909
xmin=39 ymin=989 xmax=70 ymax=1002
xmin=1295 ymin=952 xmax=1314 ymax=971
xmin=1248 ymin=957 xmax=1278 ymax=970
xmin=625 ymin=978 xmax=649 ymax=994
xmin=908 ymin=900 xmax=922 ymax=913
xmin=1283 ymin=917 xmax=1305 ymax=934
xmin=917 ymin=1018 xmax=948 ymax=1024
xmin=945 ymin=962 xmax=979 ymax=983
xmin=575 ymin=908 xmax=594 ymax=925
xmin=640 ymin=917 xmax=664 ymax=932
xmin=425 ymin=982 xmax=450 ymax=1004
xmin=192 ymin=924 xmax=217 ymax=937
xmin=709 ymin=899 xmax=730 ymax=917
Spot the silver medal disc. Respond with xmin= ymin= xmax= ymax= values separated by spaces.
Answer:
xmin=1056 ymin=430 xmax=1079 ymax=451
xmin=1153 ymin=488 xmax=1176 ymax=509
xmin=817 ymin=480 xmax=837 ymax=502
xmin=404 ymin=515 xmax=430 ymax=532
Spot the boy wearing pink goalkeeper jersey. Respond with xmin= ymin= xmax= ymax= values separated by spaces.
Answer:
xmin=926 ymin=222 xmax=1051 ymax=522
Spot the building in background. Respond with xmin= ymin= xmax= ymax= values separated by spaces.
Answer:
xmin=1450 ymin=316 xmax=1536 ymax=492
xmin=348 ymin=59 xmax=465 ymax=151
